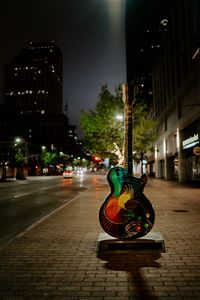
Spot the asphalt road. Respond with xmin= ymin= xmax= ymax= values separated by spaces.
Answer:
xmin=0 ymin=174 xmax=92 ymax=247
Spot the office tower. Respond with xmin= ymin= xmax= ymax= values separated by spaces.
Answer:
xmin=125 ymin=0 xmax=200 ymax=183
xmin=125 ymin=0 xmax=169 ymax=104
xmin=1 ymin=41 xmax=68 ymax=148
xmin=3 ymin=41 xmax=63 ymax=115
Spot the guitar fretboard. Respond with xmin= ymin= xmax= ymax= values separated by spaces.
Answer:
xmin=122 ymin=83 xmax=133 ymax=175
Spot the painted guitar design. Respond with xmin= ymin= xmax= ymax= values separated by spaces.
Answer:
xmin=99 ymin=83 xmax=155 ymax=239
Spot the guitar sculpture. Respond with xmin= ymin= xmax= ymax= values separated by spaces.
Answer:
xmin=99 ymin=83 xmax=155 ymax=239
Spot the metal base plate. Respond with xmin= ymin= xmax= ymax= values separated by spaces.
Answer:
xmin=97 ymin=231 xmax=166 ymax=252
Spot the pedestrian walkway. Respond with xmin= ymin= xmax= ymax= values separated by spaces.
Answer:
xmin=0 ymin=176 xmax=200 ymax=299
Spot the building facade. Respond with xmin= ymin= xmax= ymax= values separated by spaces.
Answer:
xmin=149 ymin=0 xmax=200 ymax=183
xmin=125 ymin=0 xmax=170 ymax=104
xmin=3 ymin=40 xmax=63 ymax=115
xmin=125 ymin=0 xmax=200 ymax=183
xmin=0 ymin=41 xmax=69 ymax=150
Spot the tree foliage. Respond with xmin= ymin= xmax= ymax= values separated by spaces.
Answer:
xmin=80 ymin=85 xmax=124 ymax=161
xmin=80 ymin=85 xmax=157 ymax=164
xmin=133 ymin=104 xmax=157 ymax=157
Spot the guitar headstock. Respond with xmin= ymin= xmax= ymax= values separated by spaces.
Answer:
xmin=122 ymin=83 xmax=129 ymax=105
xmin=122 ymin=78 xmax=140 ymax=105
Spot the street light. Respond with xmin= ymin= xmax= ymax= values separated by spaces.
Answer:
xmin=115 ymin=114 xmax=123 ymax=121
xmin=14 ymin=137 xmax=29 ymax=179
xmin=15 ymin=137 xmax=21 ymax=144
xmin=15 ymin=137 xmax=28 ymax=163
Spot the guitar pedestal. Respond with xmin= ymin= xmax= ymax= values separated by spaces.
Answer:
xmin=97 ymin=232 xmax=166 ymax=253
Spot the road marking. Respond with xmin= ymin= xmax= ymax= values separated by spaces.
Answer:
xmin=13 ymin=193 xmax=31 ymax=199
xmin=0 ymin=189 xmax=88 ymax=249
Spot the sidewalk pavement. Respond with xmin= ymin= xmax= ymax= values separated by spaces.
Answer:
xmin=0 ymin=176 xmax=200 ymax=300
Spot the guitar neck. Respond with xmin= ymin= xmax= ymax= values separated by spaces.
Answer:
xmin=123 ymin=84 xmax=133 ymax=175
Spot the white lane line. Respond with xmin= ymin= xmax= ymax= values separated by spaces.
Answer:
xmin=0 ymin=189 xmax=88 ymax=249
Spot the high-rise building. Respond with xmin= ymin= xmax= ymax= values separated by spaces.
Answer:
xmin=125 ymin=0 xmax=170 ymax=103
xmin=151 ymin=0 xmax=200 ymax=182
xmin=0 ymin=41 xmax=68 ymax=149
xmin=125 ymin=0 xmax=200 ymax=183
xmin=3 ymin=41 xmax=63 ymax=115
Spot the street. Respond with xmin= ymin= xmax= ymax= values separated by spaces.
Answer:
xmin=0 ymin=174 xmax=91 ymax=247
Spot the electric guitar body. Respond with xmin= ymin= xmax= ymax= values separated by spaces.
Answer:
xmin=99 ymin=82 xmax=155 ymax=239
xmin=99 ymin=166 xmax=155 ymax=239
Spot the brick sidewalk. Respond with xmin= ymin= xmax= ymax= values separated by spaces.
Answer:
xmin=0 ymin=176 xmax=200 ymax=299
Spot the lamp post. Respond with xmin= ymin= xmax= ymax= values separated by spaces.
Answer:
xmin=15 ymin=137 xmax=29 ymax=179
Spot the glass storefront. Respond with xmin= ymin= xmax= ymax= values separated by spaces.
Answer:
xmin=182 ymin=119 xmax=200 ymax=182
xmin=185 ymin=151 xmax=200 ymax=181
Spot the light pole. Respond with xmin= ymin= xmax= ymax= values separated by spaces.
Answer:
xmin=15 ymin=137 xmax=29 ymax=179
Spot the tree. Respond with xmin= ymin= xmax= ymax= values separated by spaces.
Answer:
xmin=38 ymin=150 xmax=73 ymax=175
xmin=80 ymin=85 xmax=124 ymax=162
xmin=0 ymin=143 xmax=27 ymax=180
xmin=133 ymin=103 xmax=157 ymax=155
xmin=80 ymin=85 xmax=157 ymax=166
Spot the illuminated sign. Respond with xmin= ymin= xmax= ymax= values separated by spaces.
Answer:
xmin=182 ymin=134 xmax=199 ymax=149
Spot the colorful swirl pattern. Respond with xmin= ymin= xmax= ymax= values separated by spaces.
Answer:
xmin=99 ymin=167 xmax=155 ymax=239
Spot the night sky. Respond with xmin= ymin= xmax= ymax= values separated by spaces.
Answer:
xmin=0 ymin=0 xmax=126 ymax=136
